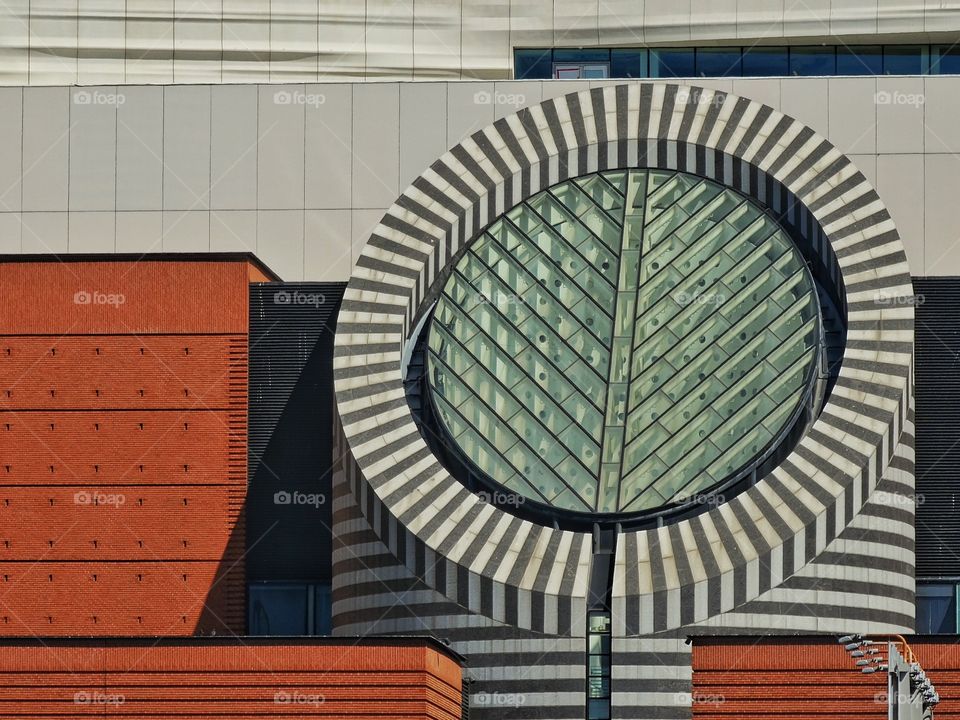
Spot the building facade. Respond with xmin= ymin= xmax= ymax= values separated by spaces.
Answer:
xmin=1 ymin=1 xmax=958 ymax=719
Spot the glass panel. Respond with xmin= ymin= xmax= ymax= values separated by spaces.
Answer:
xmin=554 ymin=65 xmax=582 ymax=79
xmin=789 ymin=46 xmax=837 ymax=76
xmin=583 ymin=64 xmax=610 ymax=78
xmin=650 ymin=49 xmax=696 ymax=78
xmin=884 ymin=45 xmax=927 ymax=75
xmin=554 ymin=48 xmax=610 ymax=63
xmin=248 ymin=584 xmax=309 ymax=635
xmin=743 ymin=47 xmax=788 ymax=76
xmin=916 ymin=584 xmax=958 ymax=633
xmin=514 ymin=49 xmax=553 ymax=79
xmin=426 ymin=169 xmax=821 ymax=517
xmin=837 ymin=46 xmax=883 ymax=75
xmin=932 ymin=45 xmax=960 ymax=74
xmin=611 ymin=48 xmax=647 ymax=78
xmin=696 ymin=48 xmax=742 ymax=77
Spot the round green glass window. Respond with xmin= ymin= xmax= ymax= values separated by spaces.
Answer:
xmin=426 ymin=169 xmax=821 ymax=516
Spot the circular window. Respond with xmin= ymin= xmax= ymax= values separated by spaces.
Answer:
xmin=425 ymin=169 xmax=821 ymax=518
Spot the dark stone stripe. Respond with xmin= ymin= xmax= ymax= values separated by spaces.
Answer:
xmin=332 ymin=358 xmax=398 ymax=377
xmin=393 ymin=193 xmax=449 ymax=232
xmin=734 ymin=103 xmax=772 ymax=157
xmin=781 ymin=138 xmax=832 ymax=187
xmin=339 ymin=298 xmax=405 ymax=315
xmin=348 ymin=277 xmax=409 ymax=296
xmin=516 ymin=107 xmax=550 ymax=189
xmin=355 ymin=253 xmax=421 ymax=279
xmin=338 ymin=395 xmax=408 ymax=425
xmin=715 ymin=96 xmax=751 ymax=151
xmin=411 ymin=175 xmax=465 ymax=217
xmin=750 ymin=114 xmax=792 ymax=166
xmin=820 ymin=189 xmax=880 ymax=228
xmin=834 ymin=228 xmax=901 ymax=259
xmin=615 ymin=84 xmax=629 ymax=167
xmin=541 ymin=102 xmax=570 ymax=180
xmin=366 ymin=232 xmax=431 ymax=262
xmin=765 ymin=125 xmax=814 ymax=177
xmin=695 ymin=90 xmax=726 ymax=146
xmin=805 ymin=171 xmax=866 ymax=212
xmin=333 ymin=340 xmax=397 ymax=357
xmin=589 ymin=87 xmax=609 ymax=171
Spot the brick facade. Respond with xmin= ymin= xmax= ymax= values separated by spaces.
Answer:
xmin=0 ymin=257 xmax=262 ymax=636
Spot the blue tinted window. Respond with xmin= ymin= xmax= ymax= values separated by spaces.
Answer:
xmin=932 ymin=45 xmax=960 ymax=74
xmin=248 ymin=584 xmax=309 ymax=635
xmin=314 ymin=582 xmax=332 ymax=635
xmin=790 ymin=46 xmax=836 ymax=76
xmin=743 ymin=47 xmax=788 ymax=76
xmin=554 ymin=48 xmax=610 ymax=63
xmin=837 ymin=46 xmax=882 ymax=75
xmin=696 ymin=48 xmax=742 ymax=77
xmin=916 ymin=584 xmax=957 ymax=633
xmin=515 ymin=49 xmax=552 ymax=79
xmin=650 ymin=49 xmax=695 ymax=78
xmin=611 ymin=48 xmax=646 ymax=78
xmin=884 ymin=45 xmax=927 ymax=74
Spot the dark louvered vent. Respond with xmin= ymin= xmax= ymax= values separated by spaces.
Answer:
xmin=914 ymin=277 xmax=960 ymax=577
xmin=247 ymin=283 xmax=345 ymax=584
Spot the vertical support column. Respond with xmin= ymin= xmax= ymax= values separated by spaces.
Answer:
xmin=597 ymin=171 xmax=648 ymax=512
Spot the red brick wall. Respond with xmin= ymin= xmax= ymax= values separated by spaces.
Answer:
xmin=0 ymin=259 xmax=253 ymax=636
xmin=693 ymin=636 xmax=960 ymax=720
xmin=0 ymin=639 xmax=463 ymax=719
xmin=692 ymin=637 xmax=887 ymax=719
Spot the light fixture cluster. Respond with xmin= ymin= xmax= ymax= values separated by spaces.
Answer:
xmin=838 ymin=635 xmax=940 ymax=712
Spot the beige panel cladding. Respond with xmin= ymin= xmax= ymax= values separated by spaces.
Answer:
xmin=0 ymin=77 xmax=948 ymax=278
xmin=0 ymin=0 xmax=947 ymax=86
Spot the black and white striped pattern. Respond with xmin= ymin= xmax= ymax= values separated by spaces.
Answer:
xmin=333 ymin=83 xmax=914 ymax=639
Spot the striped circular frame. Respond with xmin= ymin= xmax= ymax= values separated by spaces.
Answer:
xmin=333 ymin=83 xmax=913 ymax=636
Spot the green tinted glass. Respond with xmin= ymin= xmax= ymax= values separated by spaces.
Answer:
xmin=427 ymin=170 xmax=820 ymax=515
